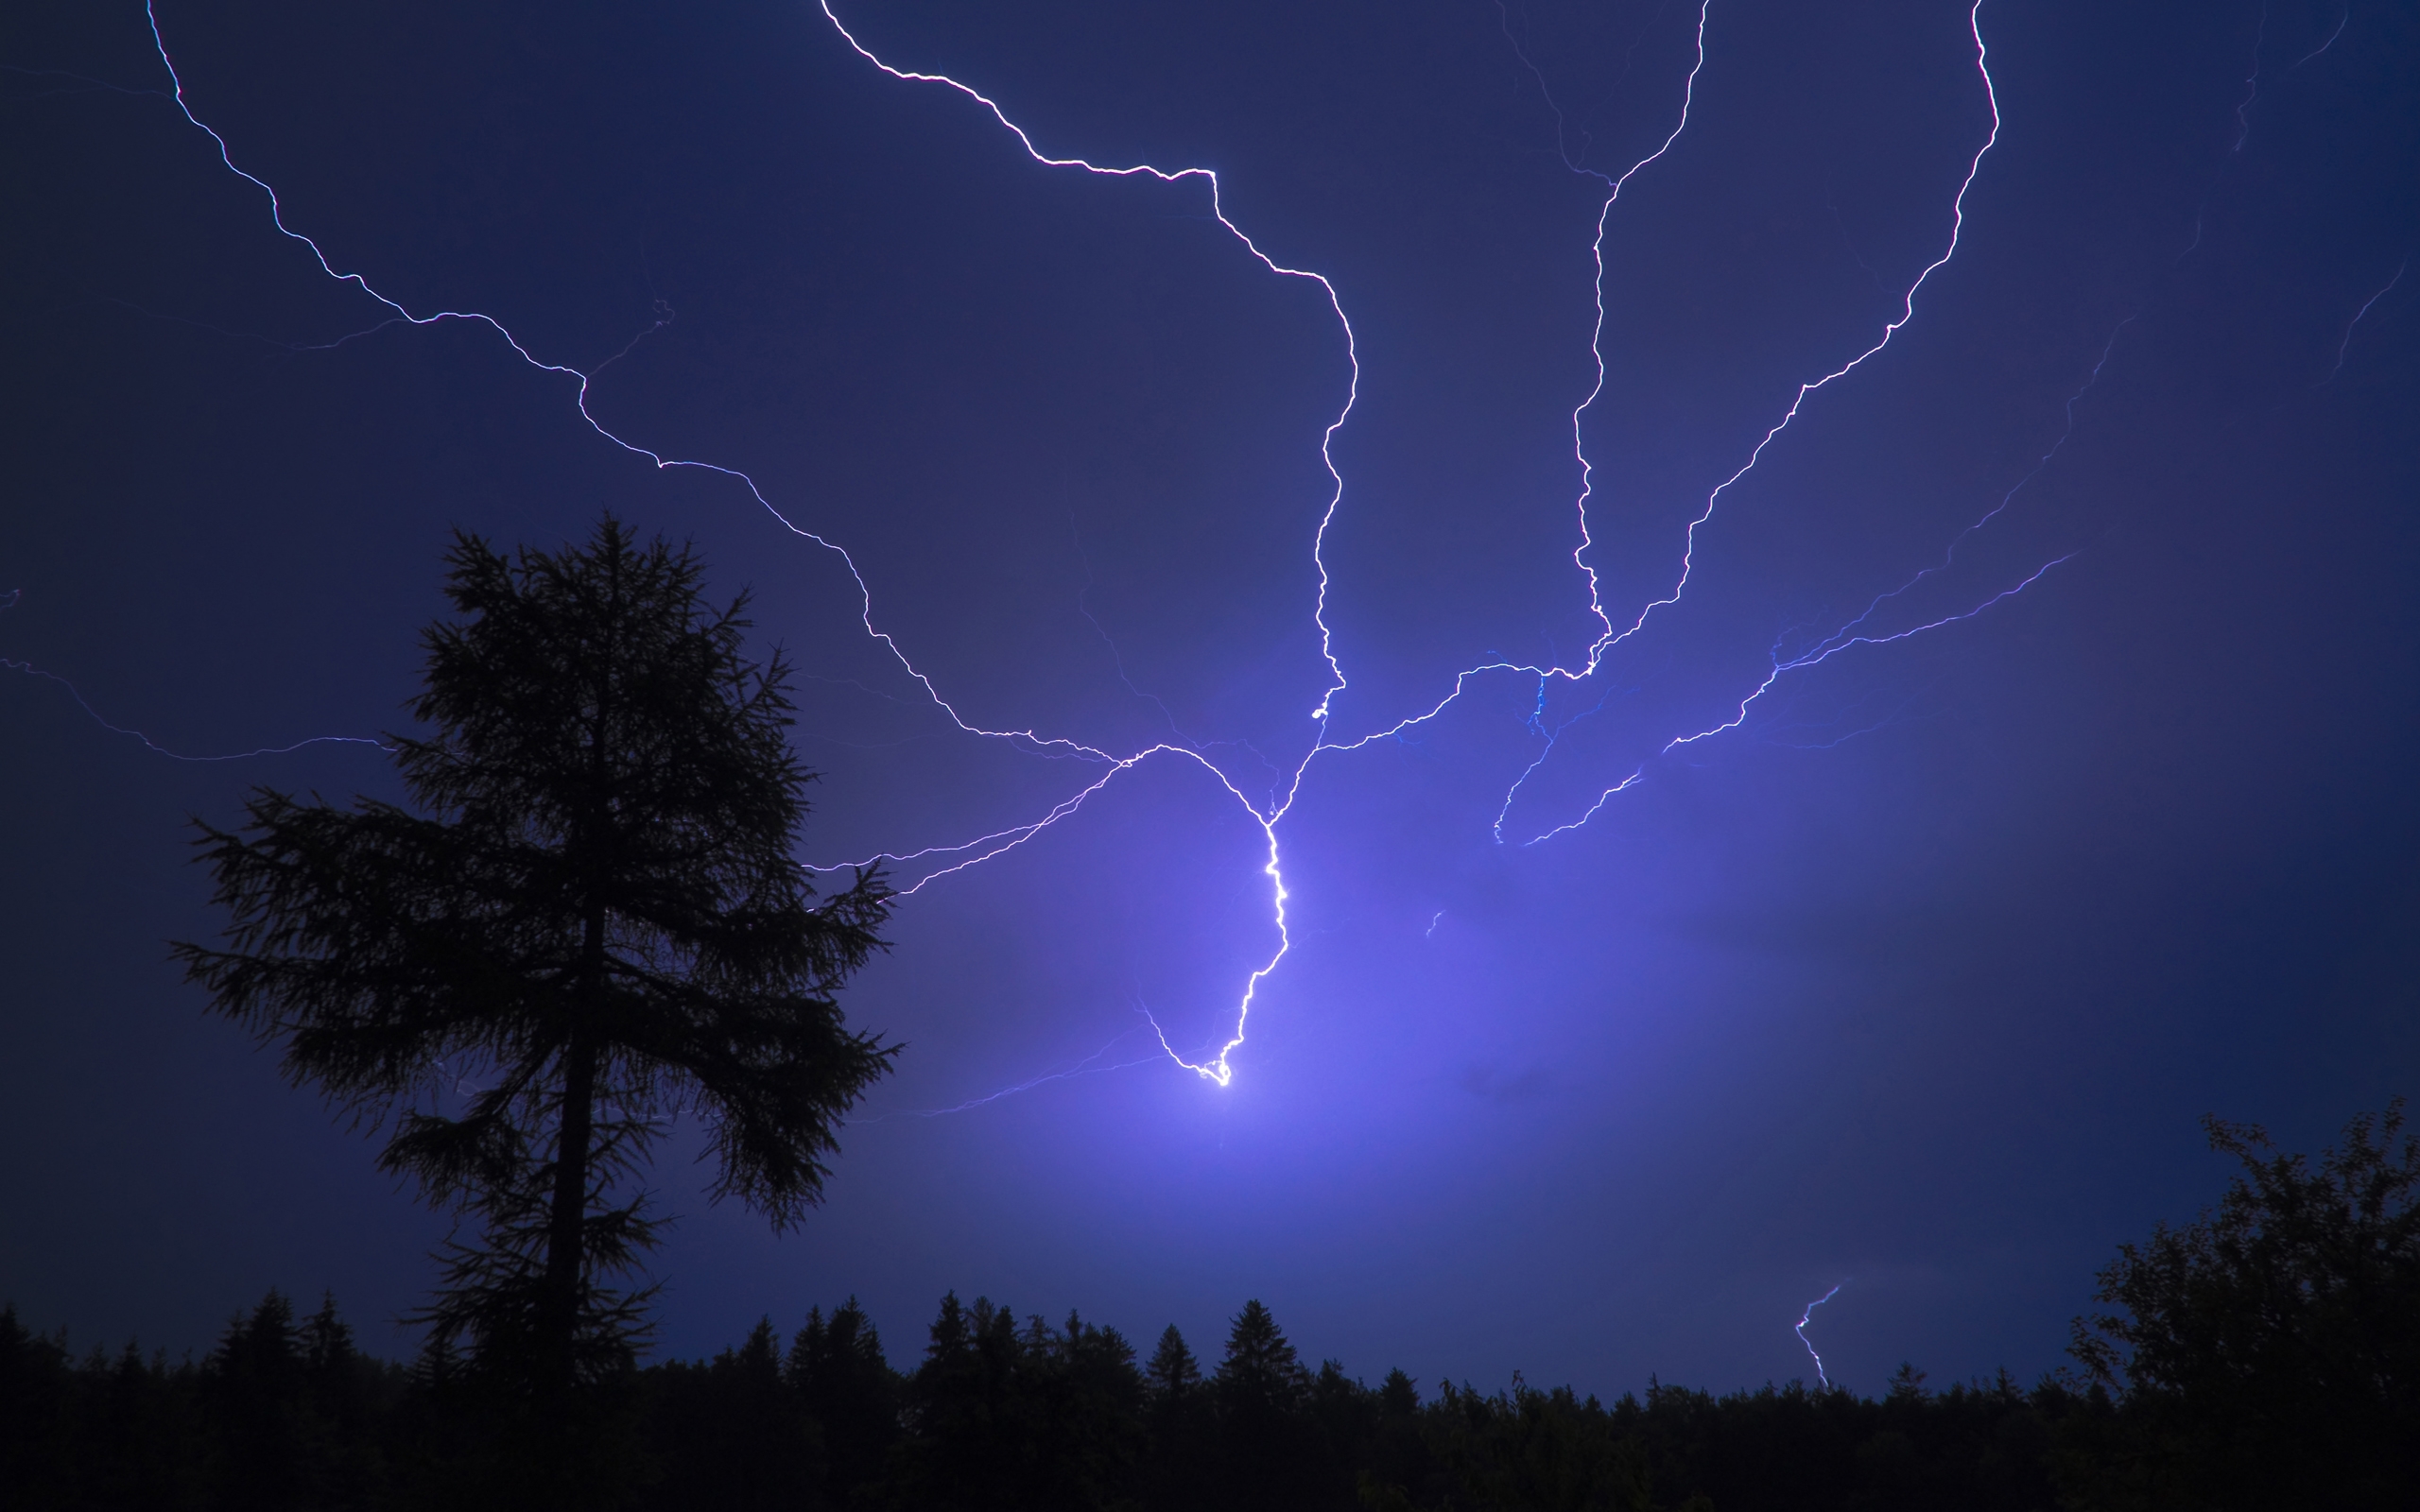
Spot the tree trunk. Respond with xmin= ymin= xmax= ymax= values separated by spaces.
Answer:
xmin=543 ymin=1044 xmax=594 ymax=1386
xmin=541 ymin=903 xmax=606 ymax=1394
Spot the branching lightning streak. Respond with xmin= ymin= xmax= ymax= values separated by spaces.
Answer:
xmin=1796 ymin=1282 xmax=1843 ymax=1388
xmin=1322 ymin=2 xmax=2030 ymax=850
xmin=95 ymin=0 xmax=2046 ymax=1101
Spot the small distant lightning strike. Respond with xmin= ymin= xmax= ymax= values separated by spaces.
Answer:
xmin=1796 ymin=1282 xmax=1843 ymax=1387
xmin=69 ymin=0 xmax=2050 ymax=1101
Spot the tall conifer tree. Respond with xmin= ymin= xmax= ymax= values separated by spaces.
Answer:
xmin=177 ymin=518 xmax=896 ymax=1414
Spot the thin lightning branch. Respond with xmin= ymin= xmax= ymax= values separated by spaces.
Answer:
xmin=2233 ymin=5 xmax=2268 ymax=153
xmin=1495 ymin=0 xmax=1677 ymax=180
xmin=2176 ymin=8 xmax=2276 ymax=266
xmin=5 ymin=591 xmax=387 ymax=759
xmin=89 ymin=293 xmax=414 ymax=353
xmin=2294 ymin=7 xmax=2349 ymax=68
xmin=1796 ymin=1282 xmax=1843 ymax=1388
xmin=2319 ymin=259 xmax=2407 ymax=384
xmin=3 ymin=654 xmax=391 ymax=762
xmin=1761 ymin=680 xmax=1938 ymax=751
xmin=1489 ymin=680 xmax=1618 ymax=843
xmin=1825 ymin=174 xmax=1896 ymax=305
xmin=1784 ymin=319 xmax=2129 ymax=667
xmin=1521 ymin=550 xmax=2074 ymax=848
xmin=850 ymin=1031 xmax=1164 ymax=1122
xmin=0 ymin=62 xmax=171 ymax=103
xmin=1068 ymin=517 xmax=1286 ymax=802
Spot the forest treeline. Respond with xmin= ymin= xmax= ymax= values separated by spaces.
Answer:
xmin=0 ymin=1286 xmax=2096 ymax=1511
xmin=9 ymin=1093 xmax=2418 ymax=1511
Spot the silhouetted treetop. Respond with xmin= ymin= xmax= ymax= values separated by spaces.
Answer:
xmin=1217 ymin=1298 xmax=1309 ymax=1409
xmin=2069 ymin=1097 xmax=2420 ymax=1508
xmin=1146 ymin=1324 xmax=1201 ymax=1400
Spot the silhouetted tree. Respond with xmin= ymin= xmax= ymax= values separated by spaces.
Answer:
xmin=201 ymin=1291 xmax=308 ymax=1510
xmin=2066 ymin=1097 xmax=2420 ymax=1509
xmin=890 ymin=1293 xmax=1146 ymax=1511
xmin=893 ymin=1293 xmax=1030 ymax=1509
xmin=295 ymin=1291 xmax=392 ymax=1505
xmin=1357 ymin=1367 xmax=1430 ymax=1509
xmin=786 ymin=1298 xmax=899 ymax=1502
xmin=1213 ymin=1299 xmax=1315 ymax=1508
xmin=1144 ymin=1325 xmax=1201 ymax=1401
xmin=1421 ymin=1377 xmax=1654 ymax=1512
xmin=0 ymin=1308 xmax=76 ymax=1503
xmin=1030 ymin=1310 xmax=1147 ymax=1506
xmin=642 ymin=1317 xmax=816 ymax=1510
xmin=1142 ymin=1325 xmax=1212 ymax=1512
xmin=175 ymin=519 xmax=896 ymax=1486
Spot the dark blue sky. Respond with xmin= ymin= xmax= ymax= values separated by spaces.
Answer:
xmin=4 ymin=0 xmax=2415 ymax=1398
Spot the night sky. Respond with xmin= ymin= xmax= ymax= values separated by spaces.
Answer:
xmin=5 ymin=0 xmax=2416 ymax=1400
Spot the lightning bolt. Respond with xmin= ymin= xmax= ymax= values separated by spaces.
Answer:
xmin=46 ymin=0 xmax=2063 ymax=1102
xmin=1796 ymin=1281 xmax=1843 ymax=1388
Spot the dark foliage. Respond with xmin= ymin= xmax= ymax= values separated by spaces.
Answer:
xmin=0 ymin=1290 xmax=408 ymax=1512
xmin=0 ymin=1289 xmax=2107 ymax=1512
xmin=173 ymin=517 xmax=896 ymax=1421
xmin=2063 ymin=1099 xmax=2420 ymax=1510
